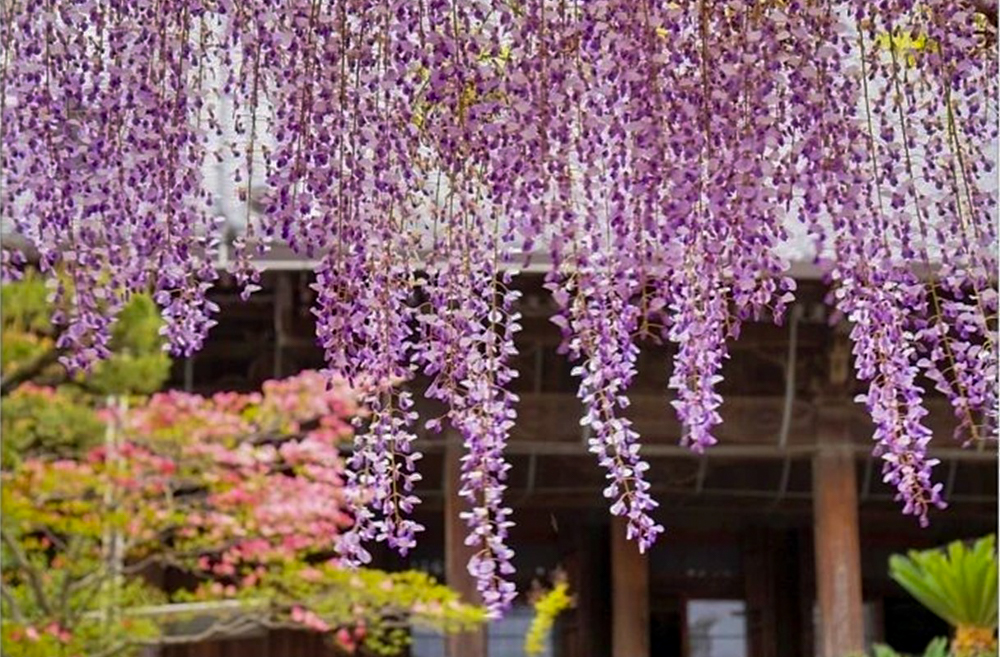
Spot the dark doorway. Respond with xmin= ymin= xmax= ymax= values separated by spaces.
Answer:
xmin=881 ymin=597 xmax=950 ymax=654
xmin=651 ymin=602 xmax=683 ymax=657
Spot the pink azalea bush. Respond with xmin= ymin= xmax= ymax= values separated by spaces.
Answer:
xmin=1 ymin=372 xmax=482 ymax=657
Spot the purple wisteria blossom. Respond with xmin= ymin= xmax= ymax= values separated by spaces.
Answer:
xmin=2 ymin=0 xmax=997 ymax=613
xmin=337 ymin=389 xmax=424 ymax=565
xmin=554 ymin=264 xmax=664 ymax=552
xmin=416 ymin=258 xmax=521 ymax=617
xmin=835 ymin=267 xmax=947 ymax=526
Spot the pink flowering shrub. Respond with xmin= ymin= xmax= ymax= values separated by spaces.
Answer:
xmin=1 ymin=372 xmax=482 ymax=657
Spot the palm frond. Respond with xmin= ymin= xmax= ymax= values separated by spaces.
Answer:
xmin=889 ymin=534 xmax=998 ymax=630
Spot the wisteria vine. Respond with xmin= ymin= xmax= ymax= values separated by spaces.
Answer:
xmin=2 ymin=0 xmax=997 ymax=615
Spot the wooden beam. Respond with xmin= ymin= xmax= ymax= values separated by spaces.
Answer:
xmin=611 ymin=516 xmax=650 ymax=657
xmin=415 ymin=437 xmax=998 ymax=461
xmin=444 ymin=442 xmax=487 ymax=657
xmin=812 ymin=407 xmax=864 ymax=657
xmin=415 ymin=393 xmax=971 ymax=450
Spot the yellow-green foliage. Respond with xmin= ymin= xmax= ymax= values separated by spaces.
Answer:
xmin=2 ymin=273 xmax=172 ymax=466
xmin=2 ymin=272 xmax=172 ymax=396
xmin=86 ymin=293 xmax=173 ymax=395
xmin=1 ymin=273 xmax=55 ymax=378
xmin=0 ymin=386 xmax=104 ymax=468
xmin=874 ymin=28 xmax=938 ymax=66
xmin=889 ymin=534 xmax=998 ymax=631
xmin=524 ymin=582 xmax=572 ymax=656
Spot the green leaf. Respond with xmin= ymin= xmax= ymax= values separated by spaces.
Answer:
xmin=872 ymin=643 xmax=903 ymax=657
xmin=889 ymin=535 xmax=998 ymax=630
xmin=922 ymin=636 xmax=949 ymax=657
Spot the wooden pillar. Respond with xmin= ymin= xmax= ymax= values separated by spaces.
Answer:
xmin=812 ymin=435 xmax=864 ymax=657
xmin=611 ymin=516 xmax=650 ymax=657
xmin=445 ymin=443 xmax=488 ymax=657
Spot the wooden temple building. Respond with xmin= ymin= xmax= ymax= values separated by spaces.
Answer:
xmin=162 ymin=266 xmax=997 ymax=657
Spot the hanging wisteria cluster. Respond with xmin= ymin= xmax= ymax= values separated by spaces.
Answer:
xmin=2 ymin=0 xmax=997 ymax=616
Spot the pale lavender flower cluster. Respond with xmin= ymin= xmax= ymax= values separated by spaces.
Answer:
xmin=2 ymin=3 xmax=220 ymax=369
xmin=416 ymin=257 xmax=521 ymax=616
xmin=918 ymin=279 xmax=999 ymax=444
xmin=800 ymin=0 xmax=996 ymax=526
xmin=451 ymin=281 xmax=520 ymax=616
xmin=835 ymin=267 xmax=946 ymax=526
xmin=847 ymin=0 xmax=998 ymax=449
xmin=337 ymin=389 xmax=424 ymax=566
xmin=664 ymin=269 xmax=730 ymax=455
xmin=555 ymin=266 xmax=664 ymax=552
xmin=320 ymin=256 xmax=425 ymax=565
